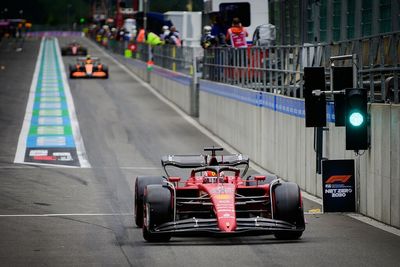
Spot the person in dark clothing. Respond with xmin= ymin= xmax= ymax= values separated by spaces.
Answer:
xmin=201 ymin=25 xmax=218 ymax=49
xmin=211 ymin=14 xmax=228 ymax=46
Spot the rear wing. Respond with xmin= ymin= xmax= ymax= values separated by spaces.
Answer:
xmin=161 ymin=155 xmax=207 ymax=169
xmin=77 ymin=57 xmax=100 ymax=62
xmin=161 ymin=154 xmax=249 ymax=176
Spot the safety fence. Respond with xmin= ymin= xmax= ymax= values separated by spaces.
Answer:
xmin=103 ymin=39 xmax=198 ymax=77
xmin=92 ymin=31 xmax=400 ymax=104
xmin=203 ymin=32 xmax=400 ymax=103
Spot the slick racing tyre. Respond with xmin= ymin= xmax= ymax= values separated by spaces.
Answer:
xmin=273 ymin=182 xmax=305 ymax=240
xmin=143 ymin=184 xmax=172 ymax=242
xmin=134 ymin=176 xmax=164 ymax=227
xmin=69 ymin=65 xmax=77 ymax=79
xmin=246 ymin=174 xmax=277 ymax=186
xmin=102 ymin=66 xmax=109 ymax=79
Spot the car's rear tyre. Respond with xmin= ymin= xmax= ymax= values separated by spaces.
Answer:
xmin=143 ymin=184 xmax=172 ymax=242
xmin=246 ymin=174 xmax=277 ymax=186
xmin=99 ymin=65 xmax=109 ymax=79
xmin=134 ymin=176 xmax=164 ymax=227
xmin=273 ymin=182 xmax=305 ymax=240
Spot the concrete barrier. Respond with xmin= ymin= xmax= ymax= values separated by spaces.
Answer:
xmin=150 ymin=66 xmax=192 ymax=115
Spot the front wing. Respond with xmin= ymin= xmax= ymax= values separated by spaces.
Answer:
xmin=150 ymin=217 xmax=304 ymax=236
xmin=70 ymin=70 xmax=108 ymax=78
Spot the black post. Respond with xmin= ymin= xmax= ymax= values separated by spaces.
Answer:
xmin=315 ymin=127 xmax=323 ymax=174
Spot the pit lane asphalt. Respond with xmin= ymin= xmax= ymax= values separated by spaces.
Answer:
xmin=0 ymin=36 xmax=399 ymax=266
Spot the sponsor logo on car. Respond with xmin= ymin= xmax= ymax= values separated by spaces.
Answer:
xmin=215 ymin=194 xmax=230 ymax=200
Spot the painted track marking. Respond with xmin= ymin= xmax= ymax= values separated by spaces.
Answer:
xmin=14 ymin=37 xmax=89 ymax=167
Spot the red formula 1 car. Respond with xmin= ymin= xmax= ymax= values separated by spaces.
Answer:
xmin=61 ymin=42 xmax=88 ymax=56
xmin=69 ymin=57 xmax=109 ymax=79
xmin=135 ymin=147 xmax=305 ymax=242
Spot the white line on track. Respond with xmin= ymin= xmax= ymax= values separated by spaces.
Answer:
xmin=90 ymin=39 xmax=400 ymax=238
xmin=14 ymin=39 xmax=44 ymax=164
xmin=0 ymin=165 xmax=159 ymax=170
xmin=55 ymin=38 xmax=90 ymax=168
xmin=0 ymin=213 xmax=133 ymax=217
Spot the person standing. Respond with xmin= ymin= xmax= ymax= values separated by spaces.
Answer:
xmin=166 ymin=26 xmax=181 ymax=46
xmin=226 ymin=17 xmax=248 ymax=48
xmin=201 ymin=25 xmax=218 ymax=49
xmin=160 ymin=25 xmax=170 ymax=41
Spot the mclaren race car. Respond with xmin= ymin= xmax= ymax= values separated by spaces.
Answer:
xmin=61 ymin=42 xmax=87 ymax=56
xmin=69 ymin=56 xmax=109 ymax=79
xmin=135 ymin=147 xmax=305 ymax=242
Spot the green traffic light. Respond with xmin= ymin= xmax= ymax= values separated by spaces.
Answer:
xmin=349 ymin=112 xmax=364 ymax=127
xmin=80 ymin=18 xmax=85 ymax=23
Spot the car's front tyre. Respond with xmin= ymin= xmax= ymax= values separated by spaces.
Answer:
xmin=273 ymin=182 xmax=305 ymax=240
xmin=142 ymin=184 xmax=172 ymax=242
xmin=134 ymin=176 xmax=164 ymax=227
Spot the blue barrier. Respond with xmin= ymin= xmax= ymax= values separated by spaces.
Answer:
xmin=200 ymin=79 xmax=336 ymax=122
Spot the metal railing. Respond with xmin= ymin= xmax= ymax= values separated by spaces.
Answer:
xmin=151 ymin=44 xmax=201 ymax=76
xmin=203 ymin=31 xmax=400 ymax=103
xmin=90 ymin=31 xmax=399 ymax=103
xmin=99 ymin=38 xmax=199 ymax=77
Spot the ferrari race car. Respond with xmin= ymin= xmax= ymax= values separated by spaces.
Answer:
xmin=69 ymin=57 xmax=109 ymax=79
xmin=61 ymin=42 xmax=87 ymax=56
xmin=135 ymin=147 xmax=305 ymax=242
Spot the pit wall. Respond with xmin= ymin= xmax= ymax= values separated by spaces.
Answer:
xmin=128 ymin=58 xmax=400 ymax=229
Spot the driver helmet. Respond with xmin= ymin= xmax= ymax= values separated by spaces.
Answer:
xmin=85 ymin=55 xmax=92 ymax=63
xmin=162 ymin=25 xmax=169 ymax=32
xmin=206 ymin=171 xmax=216 ymax=177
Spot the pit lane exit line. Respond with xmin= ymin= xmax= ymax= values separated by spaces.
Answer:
xmin=0 ymin=212 xmax=318 ymax=217
xmin=0 ymin=213 xmax=134 ymax=217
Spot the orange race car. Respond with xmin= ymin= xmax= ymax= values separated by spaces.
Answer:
xmin=69 ymin=56 xmax=109 ymax=79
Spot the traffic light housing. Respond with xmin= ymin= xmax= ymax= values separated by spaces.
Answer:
xmin=345 ymin=88 xmax=369 ymax=150
xmin=304 ymin=67 xmax=326 ymax=127
xmin=333 ymin=66 xmax=353 ymax=126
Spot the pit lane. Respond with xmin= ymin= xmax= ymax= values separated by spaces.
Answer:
xmin=0 ymin=36 xmax=399 ymax=266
